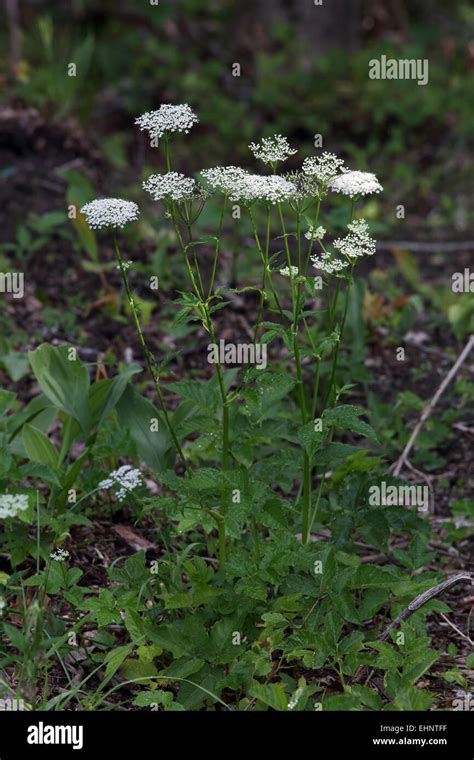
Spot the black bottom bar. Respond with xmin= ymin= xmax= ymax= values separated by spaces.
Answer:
xmin=0 ymin=710 xmax=472 ymax=758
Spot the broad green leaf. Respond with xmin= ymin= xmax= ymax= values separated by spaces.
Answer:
xmin=0 ymin=447 xmax=13 ymax=477
xmin=3 ymin=622 xmax=26 ymax=653
xmin=315 ymin=443 xmax=361 ymax=468
xmin=63 ymin=168 xmax=98 ymax=261
xmin=249 ymin=683 xmax=288 ymax=711
xmin=400 ymin=650 xmax=439 ymax=688
xmin=297 ymin=421 xmax=324 ymax=458
xmin=28 ymin=344 xmax=91 ymax=432
xmin=133 ymin=690 xmax=184 ymax=710
xmin=167 ymin=378 xmax=219 ymax=412
xmin=103 ymin=644 xmax=134 ymax=683
xmin=22 ymin=424 xmax=59 ymax=469
xmin=124 ymin=609 xmax=146 ymax=645
xmin=116 ymin=384 xmax=170 ymax=471
xmin=324 ymin=405 xmax=378 ymax=443
xmin=96 ymin=364 xmax=142 ymax=427
xmin=159 ymin=658 xmax=204 ymax=680
xmin=349 ymin=565 xmax=400 ymax=589
xmin=0 ymin=389 xmax=16 ymax=414
xmin=1 ymin=351 xmax=30 ymax=382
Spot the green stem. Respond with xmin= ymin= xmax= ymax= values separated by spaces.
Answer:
xmin=309 ymin=200 xmax=357 ymax=534
xmin=208 ymin=195 xmax=228 ymax=298
xmin=326 ymin=281 xmax=333 ymax=331
xmin=248 ymin=206 xmax=283 ymax=320
xmin=168 ymin=209 xmax=201 ymax=297
xmin=186 ymin=222 xmax=205 ymax=299
xmin=277 ymin=204 xmax=312 ymax=544
xmin=163 ymin=136 xmax=171 ymax=172
xmin=204 ymin=308 xmax=229 ymax=566
xmin=112 ymin=233 xmax=188 ymax=473
xmin=311 ymin=357 xmax=321 ymax=419
xmin=278 ymin=204 xmax=296 ymax=296
xmin=253 ymin=205 xmax=272 ymax=342
xmin=324 ymin=264 xmax=354 ymax=408
xmin=252 ymin=516 xmax=261 ymax=566
xmin=167 ymin=211 xmax=229 ymax=566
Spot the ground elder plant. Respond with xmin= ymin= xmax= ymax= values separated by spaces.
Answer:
xmin=0 ymin=103 xmax=470 ymax=713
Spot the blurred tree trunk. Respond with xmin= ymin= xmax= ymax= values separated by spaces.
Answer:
xmin=292 ymin=0 xmax=362 ymax=54
xmin=5 ymin=0 xmax=22 ymax=78
xmin=228 ymin=0 xmax=363 ymax=64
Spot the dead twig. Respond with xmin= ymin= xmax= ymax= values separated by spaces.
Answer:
xmin=439 ymin=612 xmax=474 ymax=647
xmin=380 ymin=573 xmax=473 ymax=641
xmin=391 ymin=335 xmax=474 ymax=477
xmin=354 ymin=573 xmax=473 ymax=687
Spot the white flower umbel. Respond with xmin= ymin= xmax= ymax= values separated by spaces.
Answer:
xmin=228 ymin=174 xmax=297 ymax=205
xmin=80 ymin=199 xmax=140 ymax=230
xmin=312 ymin=251 xmax=349 ymax=275
xmin=143 ymin=172 xmax=196 ymax=203
xmin=305 ymin=225 xmax=326 ymax=241
xmin=99 ymin=464 xmax=143 ymax=502
xmin=282 ymin=170 xmax=319 ymax=203
xmin=329 ymin=170 xmax=383 ymax=198
xmin=0 ymin=493 xmax=29 ymax=519
xmin=50 ymin=548 xmax=70 ymax=562
xmin=249 ymin=134 xmax=297 ymax=166
xmin=302 ymin=152 xmax=346 ymax=185
xmin=333 ymin=219 xmax=376 ymax=259
xmin=135 ymin=104 xmax=198 ymax=139
xmin=279 ymin=265 xmax=299 ymax=278
xmin=201 ymin=166 xmax=249 ymax=195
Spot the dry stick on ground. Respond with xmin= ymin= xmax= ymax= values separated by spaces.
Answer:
xmin=439 ymin=613 xmax=474 ymax=647
xmin=355 ymin=573 xmax=473 ymax=687
xmin=379 ymin=573 xmax=473 ymax=641
xmin=391 ymin=334 xmax=474 ymax=478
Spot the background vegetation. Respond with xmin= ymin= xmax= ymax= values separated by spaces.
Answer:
xmin=0 ymin=0 xmax=472 ymax=712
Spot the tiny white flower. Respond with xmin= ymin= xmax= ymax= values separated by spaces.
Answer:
xmin=0 ymin=494 xmax=29 ymax=520
xmin=99 ymin=465 xmax=143 ymax=502
xmin=50 ymin=548 xmax=70 ymax=562
xmin=228 ymin=174 xmax=297 ymax=205
xmin=302 ymin=152 xmax=346 ymax=185
xmin=305 ymin=225 xmax=326 ymax=241
xmin=200 ymin=166 xmax=249 ymax=195
xmin=312 ymin=251 xmax=349 ymax=274
xmin=279 ymin=265 xmax=299 ymax=278
xmin=333 ymin=218 xmax=376 ymax=259
xmin=135 ymin=104 xmax=198 ymax=139
xmin=329 ymin=170 xmax=383 ymax=198
xmin=143 ymin=172 xmax=196 ymax=203
xmin=249 ymin=134 xmax=297 ymax=166
xmin=80 ymin=199 xmax=139 ymax=230
xmin=0 ymin=598 xmax=5 ymax=616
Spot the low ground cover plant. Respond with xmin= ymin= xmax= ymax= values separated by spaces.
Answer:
xmin=0 ymin=104 xmax=471 ymax=712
